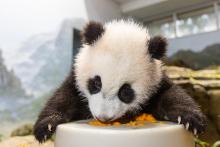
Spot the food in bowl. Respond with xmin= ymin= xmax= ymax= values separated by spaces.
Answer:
xmin=88 ymin=113 xmax=157 ymax=127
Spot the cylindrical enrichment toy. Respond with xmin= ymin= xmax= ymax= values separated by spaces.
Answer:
xmin=55 ymin=119 xmax=194 ymax=147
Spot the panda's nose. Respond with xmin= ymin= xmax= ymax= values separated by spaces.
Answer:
xmin=95 ymin=115 xmax=113 ymax=122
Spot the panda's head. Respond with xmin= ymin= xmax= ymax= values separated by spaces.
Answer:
xmin=75 ymin=20 xmax=167 ymax=122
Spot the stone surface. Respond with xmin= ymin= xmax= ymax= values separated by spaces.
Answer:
xmin=208 ymin=90 xmax=220 ymax=132
xmin=0 ymin=135 xmax=54 ymax=147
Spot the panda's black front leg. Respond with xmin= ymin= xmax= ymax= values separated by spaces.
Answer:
xmin=34 ymin=112 xmax=67 ymax=143
xmin=161 ymin=105 xmax=207 ymax=135
xmin=34 ymin=72 xmax=90 ymax=143
xmin=148 ymin=83 xmax=207 ymax=135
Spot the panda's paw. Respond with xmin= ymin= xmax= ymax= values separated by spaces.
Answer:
xmin=34 ymin=120 xmax=55 ymax=143
xmin=176 ymin=112 xmax=207 ymax=135
xmin=34 ymin=115 xmax=64 ymax=143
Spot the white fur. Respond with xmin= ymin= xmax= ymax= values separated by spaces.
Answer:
xmin=74 ymin=20 xmax=163 ymax=121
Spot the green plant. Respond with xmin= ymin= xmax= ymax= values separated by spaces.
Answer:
xmin=195 ymin=138 xmax=220 ymax=147
xmin=195 ymin=138 xmax=209 ymax=147
xmin=212 ymin=141 xmax=220 ymax=147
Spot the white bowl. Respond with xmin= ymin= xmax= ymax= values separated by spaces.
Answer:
xmin=55 ymin=120 xmax=194 ymax=147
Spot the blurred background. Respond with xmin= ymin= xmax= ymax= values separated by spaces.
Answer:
xmin=0 ymin=0 xmax=220 ymax=146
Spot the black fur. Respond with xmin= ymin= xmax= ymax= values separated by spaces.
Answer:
xmin=148 ymin=36 xmax=167 ymax=59
xmin=118 ymin=83 xmax=135 ymax=104
xmin=34 ymin=71 xmax=207 ymax=143
xmin=34 ymin=70 xmax=92 ymax=143
xmin=142 ymin=75 xmax=207 ymax=134
xmin=34 ymin=25 xmax=206 ymax=142
xmin=87 ymin=75 xmax=102 ymax=94
xmin=81 ymin=21 xmax=104 ymax=45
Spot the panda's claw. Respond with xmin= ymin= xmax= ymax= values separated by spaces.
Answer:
xmin=44 ymin=135 xmax=47 ymax=141
xmin=164 ymin=115 xmax=169 ymax=120
xmin=167 ymin=108 xmax=207 ymax=135
xmin=185 ymin=122 xmax=189 ymax=130
xmin=193 ymin=128 xmax=197 ymax=136
xmin=177 ymin=116 xmax=181 ymax=124
xmin=48 ymin=124 xmax=52 ymax=132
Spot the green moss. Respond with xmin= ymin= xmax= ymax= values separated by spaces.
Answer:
xmin=195 ymin=139 xmax=220 ymax=147
xmin=195 ymin=138 xmax=209 ymax=147
xmin=11 ymin=124 xmax=33 ymax=137
xmin=212 ymin=141 xmax=220 ymax=147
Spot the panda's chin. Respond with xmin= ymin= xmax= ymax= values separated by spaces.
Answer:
xmin=91 ymin=110 xmax=135 ymax=123
xmin=94 ymin=116 xmax=115 ymax=123
xmin=91 ymin=111 xmax=120 ymax=122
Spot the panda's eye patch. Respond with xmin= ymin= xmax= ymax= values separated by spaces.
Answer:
xmin=118 ymin=84 xmax=135 ymax=104
xmin=87 ymin=75 xmax=102 ymax=94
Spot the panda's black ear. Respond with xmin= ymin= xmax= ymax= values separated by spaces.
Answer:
xmin=81 ymin=21 xmax=105 ymax=45
xmin=148 ymin=36 xmax=167 ymax=59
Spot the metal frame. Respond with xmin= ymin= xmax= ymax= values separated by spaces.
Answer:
xmin=214 ymin=2 xmax=220 ymax=30
xmin=172 ymin=13 xmax=178 ymax=38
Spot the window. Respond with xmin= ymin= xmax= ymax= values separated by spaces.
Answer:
xmin=146 ymin=17 xmax=175 ymax=38
xmin=145 ymin=5 xmax=219 ymax=39
xmin=176 ymin=6 xmax=217 ymax=37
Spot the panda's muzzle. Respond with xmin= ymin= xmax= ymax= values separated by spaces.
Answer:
xmin=94 ymin=114 xmax=114 ymax=123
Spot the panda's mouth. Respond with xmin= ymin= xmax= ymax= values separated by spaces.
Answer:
xmin=91 ymin=112 xmax=121 ymax=123
xmin=93 ymin=115 xmax=115 ymax=123
xmin=93 ymin=113 xmax=136 ymax=123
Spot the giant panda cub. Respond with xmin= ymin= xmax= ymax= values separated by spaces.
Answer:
xmin=34 ymin=19 xmax=207 ymax=143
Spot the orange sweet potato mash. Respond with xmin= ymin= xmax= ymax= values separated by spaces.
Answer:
xmin=88 ymin=113 xmax=157 ymax=127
